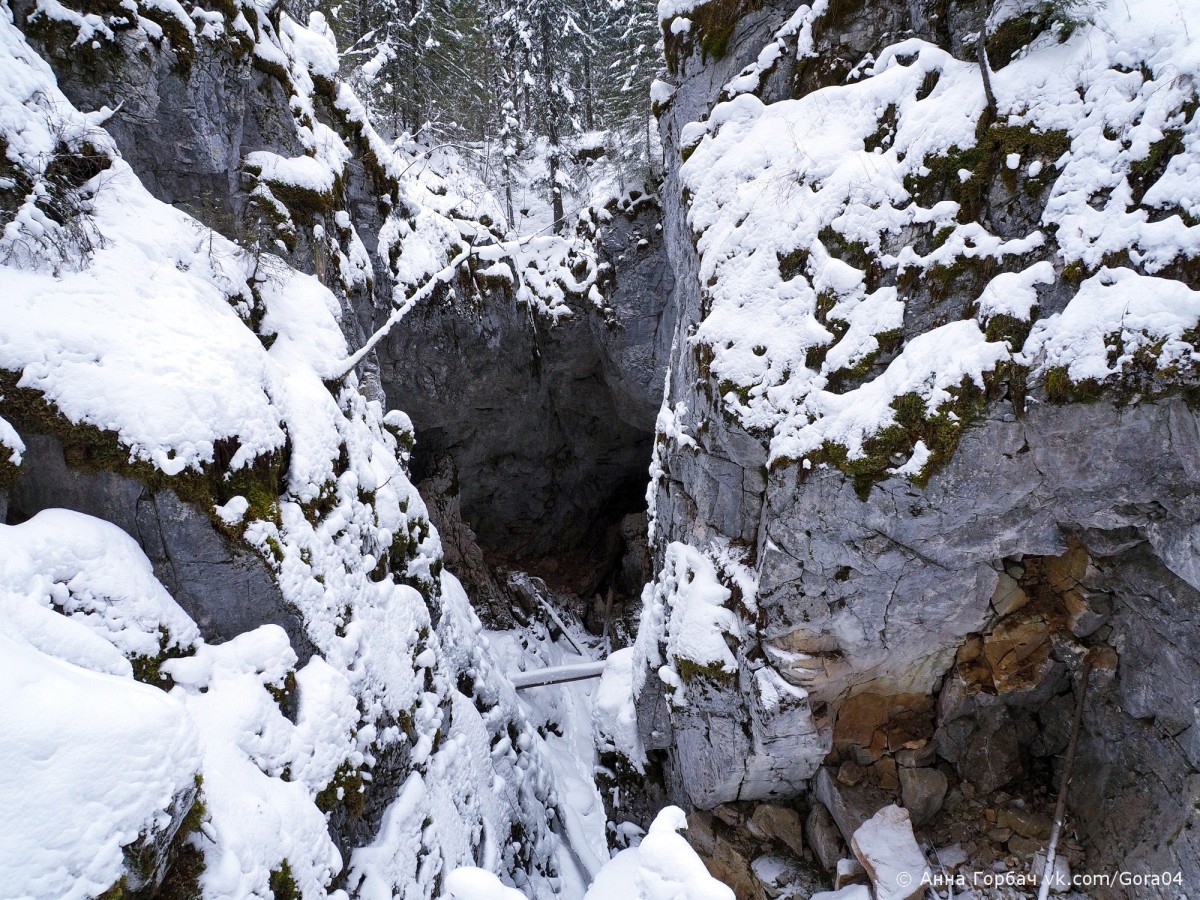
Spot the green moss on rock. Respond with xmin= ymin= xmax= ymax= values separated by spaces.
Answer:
xmin=266 ymin=668 xmax=297 ymax=712
xmin=905 ymin=124 xmax=1069 ymax=221
xmin=129 ymin=629 xmax=193 ymax=689
xmin=0 ymin=448 xmax=22 ymax=492
xmin=1045 ymin=365 xmax=1102 ymax=403
xmin=0 ymin=370 xmax=287 ymax=553
xmin=316 ymin=760 xmax=366 ymax=818
xmin=135 ymin=3 xmax=197 ymax=73
xmin=269 ymin=861 xmax=300 ymax=900
xmin=986 ymin=10 xmax=1053 ymax=70
xmin=803 ymin=378 xmax=988 ymax=498
xmin=675 ymin=656 xmax=736 ymax=683
xmin=663 ymin=0 xmax=764 ymax=73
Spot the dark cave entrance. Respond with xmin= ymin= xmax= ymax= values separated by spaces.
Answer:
xmin=409 ymin=428 xmax=655 ymax=638
xmin=370 ymin=184 xmax=672 ymax=637
xmin=382 ymin=291 xmax=664 ymax=633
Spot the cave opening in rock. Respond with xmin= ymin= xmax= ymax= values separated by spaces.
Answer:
xmin=409 ymin=428 xmax=655 ymax=637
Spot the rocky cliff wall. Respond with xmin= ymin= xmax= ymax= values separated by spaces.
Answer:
xmin=634 ymin=0 xmax=1200 ymax=892
xmin=380 ymin=196 xmax=673 ymax=563
xmin=13 ymin=0 xmax=676 ymax=589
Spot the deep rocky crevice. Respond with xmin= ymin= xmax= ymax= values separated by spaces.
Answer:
xmin=377 ymin=201 xmax=673 ymax=632
xmin=7 ymin=0 xmax=1200 ymax=894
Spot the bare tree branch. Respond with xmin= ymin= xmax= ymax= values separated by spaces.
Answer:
xmin=1037 ymin=653 xmax=1095 ymax=900
xmin=977 ymin=29 xmax=998 ymax=118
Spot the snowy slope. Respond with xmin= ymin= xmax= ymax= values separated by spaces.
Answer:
xmin=0 ymin=511 xmax=202 ymax=899
xmin=0 ymin=4 xmax=571 ymax=896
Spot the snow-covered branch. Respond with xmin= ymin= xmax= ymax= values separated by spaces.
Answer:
xmin=326 ymin=247 xmax=470 ymax=381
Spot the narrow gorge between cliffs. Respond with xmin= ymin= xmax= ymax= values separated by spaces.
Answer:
xmin=4 ymin=0 xmax=1200 ymax=898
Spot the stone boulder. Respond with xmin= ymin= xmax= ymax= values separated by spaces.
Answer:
xmin=8 ymin=434 xmax=313 ymax=661
xmin=898 ymin=767 xmax=947 ymax=826
xmin=805 ymin=802 xmax=846 ymax=874
xmin=850 ymin=806 xmax=929 ymax=900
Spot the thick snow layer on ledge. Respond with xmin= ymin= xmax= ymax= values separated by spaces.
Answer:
xmin=0 ymin=3 xmax=365 ymax=494
xmin=446 ymin=867 xmax=531 ymax=900
xmin=0 ymin=510 xmax=199 ymax=672
xmin=584 ymin=807 xmax=736 ymax=900
xmin=0 ymin=4 xmax=278 ymax=472
xmin=245 ymin=151 xmax=340 ymax=194
xmin=0 ymin=161 xmax=290 ymax=476
xmin=678 ymin=0 xmax=1200 ymax=469
xmin=1024 ymin=268 xmax=1200 ymax=382
xmin=445 ymin=806 xmax=737 ymax=900
xmin=0 ymin=513 xmax=202 ymax=900
xmin=0 ymin=637 xmax=201 ymax=900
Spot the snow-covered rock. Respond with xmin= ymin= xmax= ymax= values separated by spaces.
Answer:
xmin=446 ymin=867 xmax=532 ymax=900
xmin=0 ymin=512 xmax=202 ymax=898
xmin=584 ymin=807 xmax=736 ymax=900
xmin=0 ymin=5 xmax=568 ymax=896
xmin=631 ymin=4 xmax=1200 ymax=889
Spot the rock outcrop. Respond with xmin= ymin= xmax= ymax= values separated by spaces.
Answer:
xmin=632 ymin=0 xmax=1200 ymax=893
xmin=0 ymin=5 xmax=571 ymax=895
xmin=9 ymin=434 xmax=315 ymax=660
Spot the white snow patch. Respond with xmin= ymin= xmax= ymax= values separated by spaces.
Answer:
xmin=0 ymin=410 xmax=23 ymax=465
xmin=214 ymin=495 xmax=251 ymax=526
xmin=0 ymin=636 xmax=201 ymax=900
xmin=594 ymin=647 xmax=644 ymax=770
xmin=245 ymin=151 xmax=339 ymax=194
xmin=1024 ymin=268 xmax=1200 ymax=382
xmin=0 ymin=511 xmax=201 ymax=900
xmin=976 ymin=261 xmax=1055 ymax=324
xmin=584 ymin=807 xmax=736 ymax=900
xmin=0 ymin=510 xmax=199 ymax=670
xmin=887 ymin=439 xmax=931 ymax=477
xmin=650 ymin=80 xmax=676 ymax=107
xmin=446 ymin=867 xmax=530 ymax=900
xmin=631 ymin=541 xmax=741 ymax=707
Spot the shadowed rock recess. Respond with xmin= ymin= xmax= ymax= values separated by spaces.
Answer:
xmin=381 ymin=195 xmax=673 ymax=564
xmin=11 ymin=0 xmax=674 ymax=610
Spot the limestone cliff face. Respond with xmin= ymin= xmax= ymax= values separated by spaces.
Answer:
xmin=380 ymin=196 xmax=674 ymax=563
xmin=10 ymin=0 xmax=385 ymax=347
xmin=640 ymin=0 xmax=1200 ymax=889
xmin=10 ymin=434 xmax=315 ymax=660
xmin=13 ymin=0 xmax=675 ymax=580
